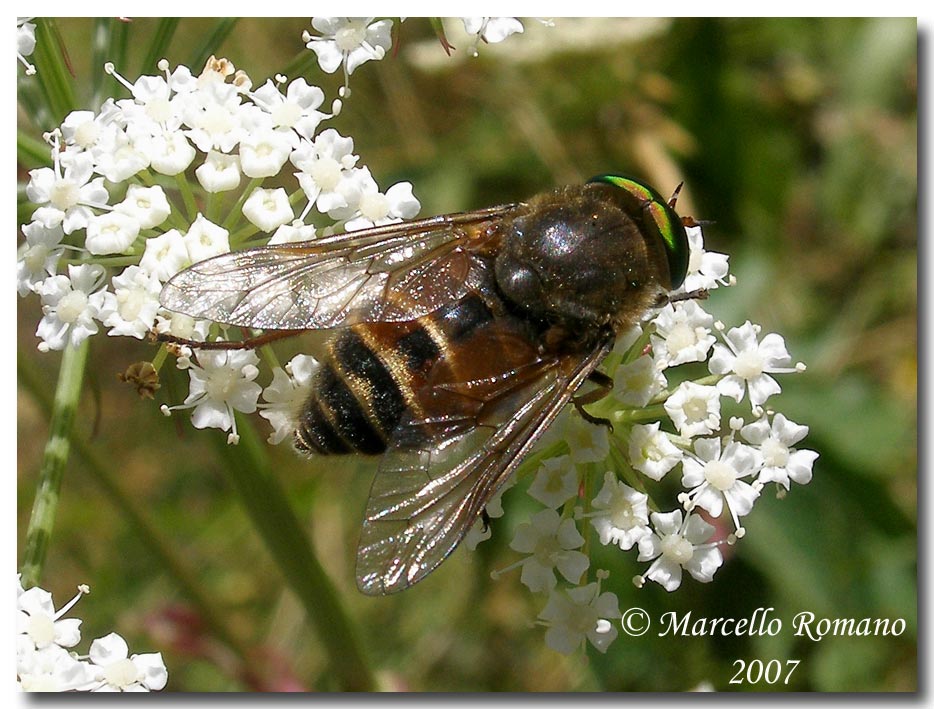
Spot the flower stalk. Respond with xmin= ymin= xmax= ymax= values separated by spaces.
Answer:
xmin=215 ymin=416 xmax=375 ymax=691
xmin=20 ymin=339 xmax=89 ymax=589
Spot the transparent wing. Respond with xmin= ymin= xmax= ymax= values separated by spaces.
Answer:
xmin=355 ymin=321 xmax=614 ymax=595
xmin=159 ymin=206 xmax=516 ymax=330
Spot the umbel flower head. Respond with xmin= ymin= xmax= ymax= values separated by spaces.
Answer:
xmin=482 ymin=226 xmax=817 ymax=655
xmin=17 ymin=53 xmax=419 ymax=443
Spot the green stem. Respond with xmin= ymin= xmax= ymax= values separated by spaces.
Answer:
xmin=16 ymin=131 xmax=52 ymax=168
xmin=215 ymin=418 xmax=376 ymax=691
xmin=175 ymin=173 xmax=200 ymax=222
xmin=223 ymin=177 xmax=263 ymax=231
xmin=65 ymin=254 xmax=140 ymax=268
xmin=613 ymin=403 xmax=668 ymax=424
xmin=228 ymin=223 xmax=260 ymax=247
xmin=139 ymin=18 xmax=180 ymax=75
xmin=19 ymin=340 xmax=89 ymax=588
xmin=188 ymin=18 xmax=239 ymax=72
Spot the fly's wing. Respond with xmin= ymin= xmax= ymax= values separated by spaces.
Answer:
xmin=355 ymin=320 xmax=614 ymax=595
xmin=159 ymin=206 xmax=516 ymax=330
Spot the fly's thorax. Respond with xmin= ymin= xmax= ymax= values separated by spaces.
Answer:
xmin=493 ymin=183 xmax=673 ymax=331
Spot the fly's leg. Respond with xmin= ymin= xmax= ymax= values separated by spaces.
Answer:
xmin=573 ymin=370 xmax=614 ymax=430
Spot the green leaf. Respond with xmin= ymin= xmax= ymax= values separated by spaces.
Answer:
xmin=32 ymin=18 xmax=78 ymax=123
xmin=17 ymin=131 xmax=52 ymax=169
xmin=189 ymin=18 xmax=238 ymax=72
xmin=140 ymin=18 xmax=180 ymax=75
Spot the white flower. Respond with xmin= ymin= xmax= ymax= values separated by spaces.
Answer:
xmin=182 ymin=77 xmax=251 ymax=153
xmin=91 ymin=128 xmax=150 ymax=183
xmin=650 ymin=300 xmax=716 ymax=368
xmin=589 ymin=471 xmax=651 ymax=550
xmin=680 ymin=437 xmax=761 ymax=532
xmin=17 ymin=221 xmax=65 ymax=295
xmin=195 ymin=150 xmax=242 ymax=193
xmin=16 ymin=582 xmax=93 ymax=689
xmin=681 ymin=225 xmax=730 ymax=292
xmin=17 ymin=585 xmax=85 ymax=651
xmin=741 ymin=413 xmax=818 ymax=490
xmin=114 ymin=185 xmax=171 ymax=230
xmin=507 ymin=508 xmax=589 ymax=592
xmin=182 ymin=214 xmax=230 ymax=263
xmin=84 ymin=633 xmax=168 ymax=692
xmin=636 ymin=510 xmax=723 ymax=591
xmin=148 ymin=130 xmax=196 ymax=175
xmin=239 ymin=126 xmax=297 ymax=178
xmin=564 ymin=410 xmax=610 ymax=464
xmin=709 ymin=321 xmax=802 ymax=411
xmin=342 ymin=168 xmax=420 ymax=230
xmin=527 ymin=455 xmax=578 ymax=509
xmin=61 ymin=108 xmax=119 ymax=153
xmin=99 ymin=266 xmax=163 ymax=339
xmin=17 ymin=644 xmax=92 ymax=692
xmin=139 ymin=229 xmax=190 ymax=281
xmin=612 ymin=354 xmax=666 ymax=408
xmin=462 ymin=17 xmax=525 ymax=45
xmin=291 ymin=128 xmax=359 ymax=215
xmin=165 ymin=348 xmax=262 ymax=444
xmin=111 ymin=61 xmax=190 ymax=137
xmin=305 ymin=18 xmax=393 ymax=79
xmin=250 ymin=77 xmax=328 ymax=141
xmin=154 ymin=310 xmax=211 ymax=345
xmin=17 ymin=17 xmax=36 ymax=74
xmin=465 ymin=475 xmax=517 ymax=550
xmin=35 ymin=264 xmax=109 ymax=352
xmin=27 ymin=152 xmax=109 ymax=234
xmin=628 ymin=422 xmax=682 ymax=481
xmin=269 ymin=220 xmax=317 ymax=244
xmin=259 ymin=354 xmax=319 ymax=444
xmin=537 ymin=580 xmax=621 ymax=654
xmin=664 ymin=381 xmax=721 ymax=438
xmin=84 ymin=211 xmax=141 ymax=256
xmin=242 ymin=187 xmax=295 ymax=232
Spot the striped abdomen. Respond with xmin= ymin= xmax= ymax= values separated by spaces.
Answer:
xmin=294 ymin=293 xmax=496 ymax=455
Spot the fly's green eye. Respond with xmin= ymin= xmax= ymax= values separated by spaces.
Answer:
xmin=589 ymin=174 xmax=690 ymax=289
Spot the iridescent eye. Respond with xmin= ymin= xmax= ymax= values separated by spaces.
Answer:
xmin=588 ymin=174 xmax=690 ymax=289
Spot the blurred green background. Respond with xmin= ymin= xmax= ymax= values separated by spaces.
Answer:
xmin=17 ymin=18 xmax=917 ymax=691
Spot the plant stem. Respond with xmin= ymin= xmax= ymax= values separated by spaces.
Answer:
xmin=215 ymin=418 xmax=376 ymax=691
xmin=19 ymin=340 xmax=89 ymax=588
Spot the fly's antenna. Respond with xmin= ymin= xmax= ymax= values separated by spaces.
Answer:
xmin=667 ymin=182 xmax=684 ymax=209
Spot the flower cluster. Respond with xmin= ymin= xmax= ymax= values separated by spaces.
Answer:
xmin=302 ymin=17 xmax=531 ymax=86
xmin=17 ymin=49 xmax=421 ymax=440
xmin=484 ymin=227 xmax=817 ymax=655
xmin=16 ymin=577 xmax=168 ymax=691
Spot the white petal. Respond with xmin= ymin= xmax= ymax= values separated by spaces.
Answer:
xmin=724 ymin=480 xmax=759 ymax=517
xmin=647 ymin=559 xmax=683 ymax=591
xmin=520 ymin=560 xmax=556 ymax=592
xmin=746 ymin=373 xmax=782 ymax=407
xmin=555 ymin=551 xmax=589 ymax=584
xmin=89 ymin=632 xmax=129 ymax=665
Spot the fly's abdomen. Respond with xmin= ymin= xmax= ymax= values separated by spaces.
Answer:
xmin=294 ymin=293 xmax=495 ymax=455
